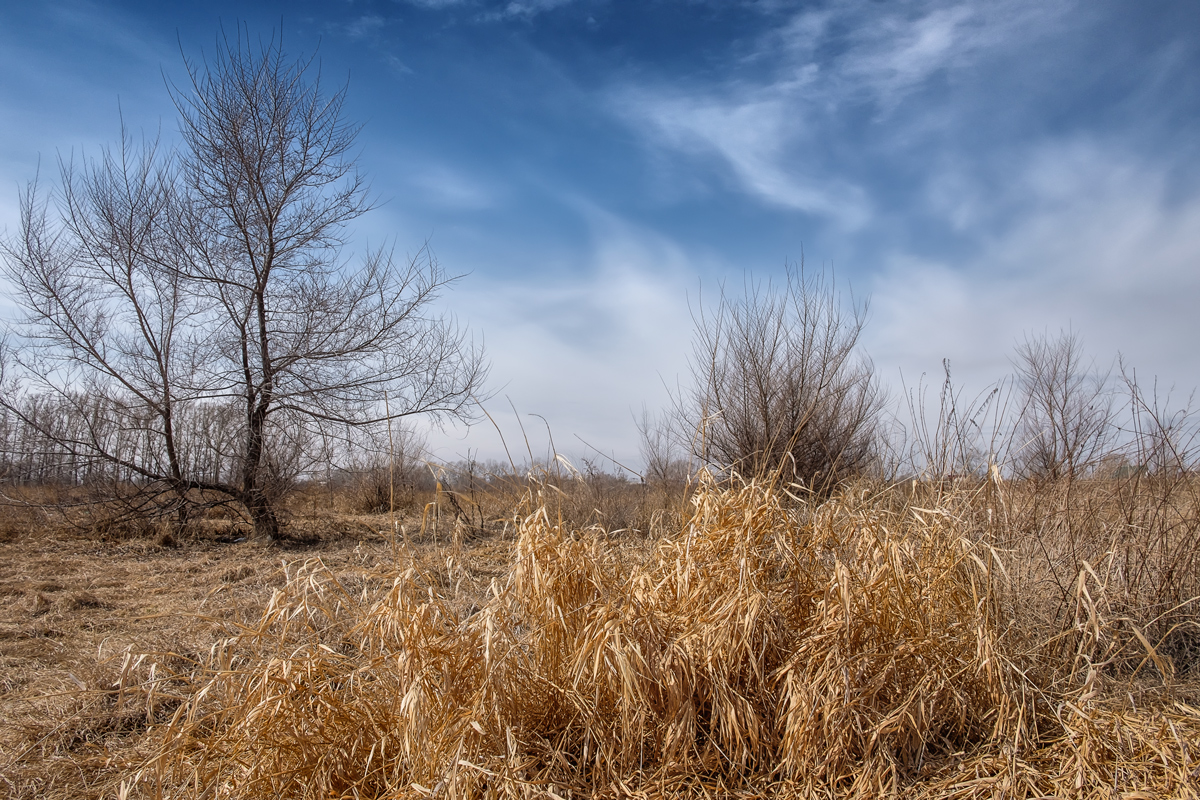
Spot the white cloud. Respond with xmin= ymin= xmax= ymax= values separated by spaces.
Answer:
xmin=345 ymin=15 xmax=386 ymax=40
xmin=398 ymin=0 xmax=579 ymax=18
xmin=500 ymin=0 xmax=577 ymax=18
xmin=420 ymin=210 xmax=698 ymax=468
xmin=859 ymin=6 xmax=976 ymax=86
xmin=866 ymin=139 xmax=1200 ymax=400
xmin=45 ymin=0 xmax=177 ymax=68
xmin=616 ymin=86 xmax=872 ymax=227
xmin=401 ymin=0 xmax=470 ymax=8
xmin=825 ymin=1 xmax=1064 ymax=112
xmin=612 ymin=0 xmax=1072 ymax=225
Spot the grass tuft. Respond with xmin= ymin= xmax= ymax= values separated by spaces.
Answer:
xmin=123 ymin=477 xmax=1200 ymax=799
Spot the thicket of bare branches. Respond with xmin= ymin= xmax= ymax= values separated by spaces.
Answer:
xmin=883 ymin=330 xmax=1199 ymax=486
xmin=675 ymin=266 xmax=882 ymax=489
xmin=0 ymin=31 xmax=486 ymax=538
xmin=635 ymin=406 xmax=690 ymax=487
xmin=881 ymin=358 xmax=1015 ymax=483
xmin=1012 ymin=329 xmax=1114 ymax=480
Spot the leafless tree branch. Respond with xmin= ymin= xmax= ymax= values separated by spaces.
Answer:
xmin=1 ymin=28 xmax=488 ymax=538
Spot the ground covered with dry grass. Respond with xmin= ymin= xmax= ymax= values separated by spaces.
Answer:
xmin=3 ymin=476 xmax=1200 ymax=799
xmin=0 ymin=497 xmax=510 ymax=799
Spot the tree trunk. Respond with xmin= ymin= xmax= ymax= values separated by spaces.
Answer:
xmin=245 ymin=491 xmax=281 ymax=540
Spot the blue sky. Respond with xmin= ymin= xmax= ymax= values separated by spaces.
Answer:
xmin=2 ymin=0 xmax=1199 ymax=469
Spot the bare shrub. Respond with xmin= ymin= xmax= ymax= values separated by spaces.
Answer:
xmin=1123 ymin=365 xmax=1199 ymax=478
xmin=890 ymin=359 xmax=1014 ymax=482
xmin=636 ymin=405 xmax=691 ymax=488
xmin=677 ymin=265 xmax=882 ymax=490
xmin=1013 ymin=329 xmax=1113 ymax=481
xmin=334 ymin=425 xmax=429 ymax=515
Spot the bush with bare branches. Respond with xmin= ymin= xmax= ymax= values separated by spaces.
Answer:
xmin=677 ymin=265 xmax=882 ymax=489
xmin=1012 ymin=330 xmax=1113 ymax=480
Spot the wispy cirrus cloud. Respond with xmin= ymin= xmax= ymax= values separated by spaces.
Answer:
xmin=615 ymin=85 xmax=871 ymax=226
xmin=399 ymin=0 xmax=471 ymax=9
xmin=779 ymin=1 xmax=1069 ymax=113
xmin=406 ymin=164 xmax=499 ymax=211
xmin=613 ymin=0 xmax=1072 ymax=226
xmin=496 ymin=0 xmax=578 ymax=19
xmin=344 ymin=14 xmax=386 ymax=40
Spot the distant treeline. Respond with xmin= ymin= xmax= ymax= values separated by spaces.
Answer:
xmin=0 ymin=393 xmax=247 ymax=486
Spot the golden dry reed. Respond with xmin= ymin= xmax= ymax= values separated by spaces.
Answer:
xmin=129 ymin=476 xmax=1200 ymax=799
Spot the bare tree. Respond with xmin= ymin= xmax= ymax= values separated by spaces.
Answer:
xmin=635 ymin=405 xmax=690 ymax=486
xmin=677 ymin=265 xmax=882 ymax=489
xmin=1012 ymin=330 xmax=1112 ymax=481
xmin=1 ymin=31 xmax=487 ymax=538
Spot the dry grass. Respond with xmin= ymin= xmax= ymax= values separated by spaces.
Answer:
xmin=0 ymin=496 xmax=436 ymax=800
xmin=1002 ymin=475 xmax=1200 ymax=674
xmin=85 ymin=475 xmax=1199 ymax=799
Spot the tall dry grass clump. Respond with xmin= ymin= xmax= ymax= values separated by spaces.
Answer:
xmin=127 ymin=477 xmax=1200 ymax=799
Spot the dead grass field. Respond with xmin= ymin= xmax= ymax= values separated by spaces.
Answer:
xmin=2 ymin=475 xmax=1200 ymax=799
xmin=0 ymin=495 xmax=517 ymax=800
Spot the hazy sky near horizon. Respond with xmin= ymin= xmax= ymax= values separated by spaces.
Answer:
xmin=2 ymin=0 xmax=1199 ymax=470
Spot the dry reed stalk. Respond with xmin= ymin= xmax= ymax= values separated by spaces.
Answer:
xmin=126 ymin=478 xmax=1200 ymax=799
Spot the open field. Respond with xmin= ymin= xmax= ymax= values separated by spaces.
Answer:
xmin=2 ymin=474 xmax=1200 ymax=799
xmin=0 ymin=491 xmax=515 ymax=799
xmin=0 ymin=517 xmax=306 ymax=793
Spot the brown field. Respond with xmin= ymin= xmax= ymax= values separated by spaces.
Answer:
xmin=0 ymin=497 xmax=411 ymax=798
xmin=2 ymin=474 xmax=1200 ymax=799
